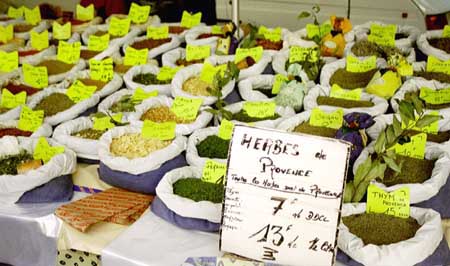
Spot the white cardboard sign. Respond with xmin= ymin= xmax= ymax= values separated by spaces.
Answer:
xmin=220 ymin=126 xmax=351 ymax=266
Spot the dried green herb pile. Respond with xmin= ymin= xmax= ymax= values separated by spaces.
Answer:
xmin=317 ymin=96 xmax=374 ymax=108
xmin=110 ymin=95 xmax=140 ymax=113
xmin=196 ymin=135 xmax=230 ymax=159
xmin=173 ymin=178 xmax=224 ymax=203
xmin=132 ymin=73 xmax=170 ymax=85
xmin=0 ymin=151 xmax=34 ymax=175
xmin=380 ymin=154 xmax=435 ymax=186
xmin=294 ymin=123 xmax=338 ymax=138
xmin=428 ymin=38 xmax=450 ymax=54
xmin=329 ymin=68 xmax=378 ymax=90
xmin=231 ymin=110 xmax=280 ymax=122
xmin=34 ymin=93 xmax=75 ymax=117
xmin=413 ymin=71 xmax=450 ymax=84
xmin=72 ymin=128 xmax=106 ymax=140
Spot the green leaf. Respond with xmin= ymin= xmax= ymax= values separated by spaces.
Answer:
xmin=351 ymin=180 xmax=370 ymax=202
xmin=354 ymin=157 xmax=372 ymax=187
xmin=386 ymin=126 xmax=396 ymax=145
xmin=298 ymin=11 xmax=310 ymax=19
xmin=398 ymin=100 xmax=415 ymax=122
xmin=415 ymin=114 xmax=442 ymax=128
xmin=392 ymin=115 xmax=402 ymax=137
xmin=312 ymin=5 xmax=320 ymax=13
xmin=374 ymin=131 xmax=386 ymax=154
xmin=383 ymin=155 xmax=401 ymax=173
xmin=343 ymin=181 xmax=354 ymax=203
xmin=364 ymin=161 xmax=383 ymax=182
xmin=411 ymin=94 xmax=424 ymax=115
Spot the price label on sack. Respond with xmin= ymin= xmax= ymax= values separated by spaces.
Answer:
xmin=401 ymin=111 xmax=440 ymax=134
xmin=211 ymin=25 xmax=223 ymax=34
xmin=243 ymin=101 xmax=276 ymax=118
xmin=0 ymin=51 xmax=18 ymax=73
xmin=23 ymin=63 xmax=48 ymax=89
xmin=306 ymin=23 xmax=332 ymax=39
xmin=57 ymin=41 xmax=81 ymax=64
xmin=124 ymin=46 xmax=148 ymax=66
xmin=131 ymin=87 xmax=158 ymax=102
xmin=147 ymin=25 xmax=169 ymax=40
xmin=24 ymin=6 xmax=41 ymax=25
xmin=310 ymin=108 xmax=344 ymax=129
xmin=8 ymin=6 xmax=24 ymax=19
xmin=397 ymin=61 xmax=413 ymax=77
xmin=18 ymin=105 xmax=44 ymax=132
xmin=33 ymin=137 xmax=65 ymax=164
xmin=346 ymin=55 xmax=376 ymax=73
xmin=0 ymin=24 xmax=13 ymax=44
xmin=88 ymin=33 xmax=109 ymax=51
xmin=157 ymin=66 xmax=180 ymax=81
xmin=66 ymin=80 xmax=97 ymax=103
xmin=30 ymin=30 xmax=49 ymax=51
xmin=367 ymin=184 xmax=410 ymax=219
xmin=426 ymin=56 xmax=450 ymax=75
xmin=330 ymin=84 xmax=362 ymax=101
xmin=186 ymin=44 xmax=210 ymax=62
xmin=1 ymin=89 xmax=26 ymax=109
xmin=218 ymin=119 xmax=234 ymax=140
xmin=389 ymin=132 xmax=426 ymax=159
xmin=443 ymin=25 xmax=450 ymax=38
xmin=258 ymin=26 xmax=282 ymax=42
xmin=202 ymin=159 xmax=227 ymax=184
xmin=289 ymin=46 xmax=319 ymax=63
xmin=272 ymin=74 xmax=289 ymax=95
xmin=419 ymin=87 xmax=450 ymax=105
xmin=220 ymin=125 xmax=351 ymax=266
xmin=76 ymin=4 xmax=94 ymax=21
xmin=128 ymin=3 xmax=150 ymax=24
xmin=89 ymin=58 xmax=114 ymax=82
xmin=170 ymin=96 xmax=203 ymax=121
xmin=180 ymin=11 xmax=202 ymax=28
xmin=235 ymin=46 xmax=263 ymax=63
xmin=93 ymin=113 xmax=123 ymax=131
xmin=53 ymin=22 xmax=71 ymax=40
xmin=142 ymin=120 xmax=176 ymax=140
xmin=109 ymin=17 xmax=131 ymax=37
xmin=200 ymin=62 xmax=227 ymax=84
xmin=367 ymin=24 xmax=396 ymax=47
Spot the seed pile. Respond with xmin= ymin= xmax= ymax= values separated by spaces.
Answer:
xmin=72 ymin=128 xmax=106 ymax=140
xmin=140 ymin=106 xmax=194 ymax=124
xmin=182 ymin=77 xmax=212 ymax=96
xmin=110 ymin=133 xmax=171 ymax=159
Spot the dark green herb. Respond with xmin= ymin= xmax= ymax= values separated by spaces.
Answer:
xmin=196 ymin=135 xmax=230 ymax=159
xmin=232 ymin=110 xmax=280 ymax=122
xmin=380 ymin=154 xmax=435 ymax=186
xmin=110 ymin=95 xmax=140 ymax=113
xmin=413 ymin=71 xmax=450 ymax=84
xmin=34 ymin=93 xmax=75 ymax=117
xmin=72 ymin=128 xmax=106 ymax=140
xmin=329 ymin=68 xmax=378 ymax=90
xmin=294 ymin=123 xmax=338 ymax=138
xmin=0 ymin=151 xmax=34 ymax=175
xmin=351 ymin=40 xmax=406 ymax=59
xmin=132 ymin=73 xmax=171 ymax=85
xmin=404 ymin=91 xmax=450 ymax=110
xmin=173 ymin=178 xmax=224 ymax=203
xmin=428 ymin=38 xmax=450 ymax=54
xmin=317 ymin=96 xmax=374 ymax=108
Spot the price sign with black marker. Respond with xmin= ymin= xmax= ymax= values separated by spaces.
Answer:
xmin=220 ymin=126 xmax=351 ymax=266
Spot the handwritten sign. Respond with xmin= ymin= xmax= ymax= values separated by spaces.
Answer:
xmin=289 ymin=46 xmax=319 ymax=63
xmin=0 ymin=51 xmax=18 ymax=73
xmin=23 ymin=63 xmax=48 ymax=89
xmin=128 ymin=3 xmax=150 ymax=24
xmin=218 ymin=119 xmax=234 ymax=140
xmin=306 ymin=23 xmax=332 ymax=39
xmin=8 ymin=6 xmax=24 ymax=19
xmin=57 ymin=41 xmax=81 ymax=64
xmin=124 ymin=46 xmax=148 ymax=66
xmin=202 ymin=159 xmax=227 ymax=184
xmin=0 ymin=25 xmax=13 ymax=44
xmin=24 ymin=6 xmax=41 ymax=25
xmin=367 ymin=24 xmax=396 ymax=47
xmin=147 ymin=25 xmax=169 ymax=39
xmin=272 ymin=74 xmax=289 ymax=95
xmin=346 ymin=55 xmax=376 ymax=73
xmin=18 ymin=106 xmax=44 ymax=132
xmin=171 ymin=96 xmax=202 ymax=120
xmin=258 ymin=26 xmax=282 ymax=42
xmin=419 ymin=87 xmax=450 ymax=105
xmin=310 ymin=108 xmax=344 ymax=130
xmin=93 ymin=113 xmax=122 ymax=131
xmin=186 ymin=44 xmax=210 ymax=62
xmin=243 ymin=101 xmax=276 ymax=118
xmin=132 ymin=88 xmax=158 ymax=102
xmin=89 ymin=58 xmax=114 ymax=82
xmin=157 ymin=66 xmax=180 ymax=81
xmin=33 ymin=137 xmax=65 ymax=164
xmin=1 ymin=89 xmax=26 ymax=109
xmin=180 ymin=11 xmax=202 ymax=28
xmin=443 ymin=25 xmax=450 ymax=38
xmin=426 ymin=56 xmax=450 ymax=75
xmin=200 ymin=62 xmax=226 ymax=84
xmin=53 ymin=22 xmax=71 ymax=40
xmin=367 ymin=184 xmax=410 ymax=219
xmin=390 ymin=132 xmax=426 ymax=159
xmin=30 ymin=30 xmax=49 ymax=51
xmin=66 ymin=80 xmax=97 ymax=103
xmin=235 ymin=46 xmax=263 ymax=63
xmin=142 ymin=120 xmax=176 ymax=140
xmin=220 ymin=125 xmax=350 ymax=265
xmin=88 ymin=33 xmax=109 ymax=51
xmin=330 ymin=84 xmax=361 ymax=101
xmin=76 ymin=4 xmax=94 ymax=21
xmin=109 ymin=17 xmax=130 ymax=37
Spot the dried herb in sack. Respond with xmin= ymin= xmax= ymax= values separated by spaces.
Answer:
xmin=173 ymin=178 xmax=224 ymax=203
xmin=196 ymin=135 xmax=230 ymax=159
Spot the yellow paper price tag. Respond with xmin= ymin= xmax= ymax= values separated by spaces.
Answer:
xmin=390 ymin=132 xmax=426 ymax=159
xmin=8 ymin=6 xmax=24 ymax=19
xmin=180 ymin=11 xmax=202 ymax=28
xmin=33 ymin=137 xmax=65 ymax=163
xmin=330 ymin=84 xmax=362 ymax=101
xmin=1 ymin=89 xmax=26 ymax=109
xmin=306 ymin=23 xmax=332 ymax=39
xmin=309 ymin=108 xmax=344 ymax=129
xmin=367 ymin=184 xmax=410 ymax=219
xmin=88 ymin=33 xmax=109 ymax=51
xmin=402 ymin=111 xmax=440 ymax=134
xmin=234 ymin=46 xmax=263 ymax=63
xmin=368 ymin=24 xmax=397 ymax=47
xmin=24 ymin=7 xmax=41 ymax=25
xmin=443 ymin=25 xmax=450 ymax=38
xmin=426 ymin=56 xmax=450 ymax=75
xmin=30 ymin=30 xmax=49 ymax=51
xmin=93 ymin=113 xmax=122 ymax=131
xmin=211 ymin=25 xmax=223 ymax=34
xmin=128 ymin=3 xmax=150 ymax=24
xmin=89 ymin=58 xmax=114 ymax=82
xmin=199 ymin=62 xmax=226 ymax=84
xmin=147 ymin=25 xmax=169 ymax=40
xmin=289 ymin=46 xmax=319 ymax=63
xmin=131 ymin=87 xmax=158 ymax=102
xmin=76 ymin=4 xmax=94 ymax=21
xmin=0 ymin=51 xmax=18 ymax=73
xmin=186 ymin=44 xmax=210 ymax=62
xmin=218 ymin=119 xmax=234 ymax=140
xmin=23 ymin=63 xmax=48 ymax=89
xmin=419 ymin=87 xmax=450 ymax=105
xmin=202 ymin=159 xmax=227 ymax=184
xmin=57 ymin=41 xmax=81 ymax=64
xmin=0 ymin=25 xmax=13 ymax=44
xmin=258 ymin=26 xmax=282 ymax=42
xmin=272 ymin=74 xmax=289 ymax=94
xmin=18 ymin=105 xmax=44 ymax=132
xmin=346 ymin=55 xmax=376 ymax=73
xmin=397 ymin=61 xmax=413 ymax=76
xmin=53 ymin=22 xmax=71 ymax=40
xmin=157 ymin=66 xmax=180 ymax=81
xmin=124 ymin=46 xmax=148 ymax=66
xmin=170 ymin=96 xmax=202 ymax=120
xmin=66 ymin=80 xmax=97 ymax=103
xmin=243 ymin=101 xmax=276 ymax=118
xmin=142 ymin=120 xmax=176 ymax=140
xmin=109 ymin=17 xmax=130 ymax=37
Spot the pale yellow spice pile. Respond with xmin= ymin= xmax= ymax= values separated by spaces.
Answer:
xmin=110 ymin=133 xmax=171 ymax=159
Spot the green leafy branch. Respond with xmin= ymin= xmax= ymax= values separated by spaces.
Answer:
xmin=298 ymin=4 xmax=322 ymax=45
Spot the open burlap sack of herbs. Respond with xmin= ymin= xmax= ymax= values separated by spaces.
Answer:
xmin=105 ymin=13 xmax=161 ymax=32
xmin=186 ymin=127 xmax=228 ymax=168
xmin=128 ymin=95 xmax=213 ymax=136
xmin=0 ymin=120 xmax=52 ymax=139
xmin=81 ymin=24 xmax=141 ymax=47
xmin=64 ymin=69 xmax=123 ymax=99
xmin=417 ymin=29 xmax=450 ymax=61
xmin=344 ymin=40 xmax=416 ymax=64
xmin=0 ymin=136 xmax=76 ymax=204
xmin=124 ymin=64 xmax=173 ymax=96
xmin=122 ymin=34 xmax=181 ymax=60
xmin=97 ymin=125 xmax=187 ymax=194
xmin=152 ymin=166 xmax=222 ymax=232
xmin=23 ymin=55 xmax=86 ymax=84
xmin=410 ymin=61 xmax=450 ymax=84
xmin=19 ymin=45 xmax=56 ymax=65
xmin=304 ymin=84 xmax=389 ymax=117
xmin=12 ymin=20 xmax=50 ymax=41
xmin=78 ymin=43 xmax=121 ymax=62
xmin=97 ymin=89 xmax=136 ymax=122
xmin=205 ymin=53 xmax=271 ymax=80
